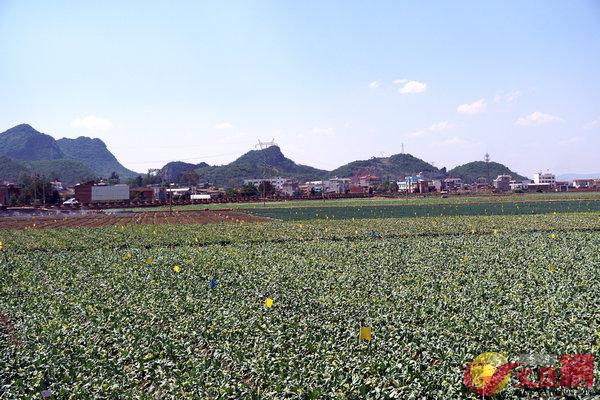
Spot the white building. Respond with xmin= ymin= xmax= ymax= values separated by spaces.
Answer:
xmin=533 ymin=172 xmax=555 ymax=186
xmin=324 ymin=177 xmax=351 ymax=194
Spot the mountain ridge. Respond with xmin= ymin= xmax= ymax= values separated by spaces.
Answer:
xmin=1 ymin=124 xmax=533 ymax=188
xmin=0 ymin=124 xmax=137 ymax=184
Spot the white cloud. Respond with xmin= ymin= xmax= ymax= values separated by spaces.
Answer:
xmin=214 ymin=121 xmax=234 ymax=130
xmin=312 ymin=127 xmax=335 ymax=137
xmin=583 ymin=119 xmax=599 ymax=130
xmin=70 ymin=115 xmax=112 ymax=131
xmin=429 ymin=121 xmax=455 ymax=132
xmin=369 ymin=80 xmax=381 ymax=89
xmin=395 ymin=80 xmax=427 ymax=94
xmin=558 ymin=136 xmax=582 ymax=146
xmin=457 ymin=98 xmax=487 ymax=115
xmin=515 ymin=112 xmax=563 ymax=127
xmin=407 ymin=130 xmax=426 ymax=138
xmin=506 ymin=90 xmax=521 ymax=102
xmin=494 ymin=90 xmax=521 ymax=103
xmin=437 ymin=137 xmax=468 ymax=146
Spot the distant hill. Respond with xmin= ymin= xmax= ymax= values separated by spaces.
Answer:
xmin=0 ymin=156 xmax=28 ymax=181
xmin=194 ymin=146 xmax=328 ymax=187
xmin=57 ymin=136 xmax=137 ymax=179
xmin=160 ymin=161 xmax=210 ymax=183
xmin=0 ymin=156 xmax=96 ymax=186
xmin=448 ymin=161 xmax=528 ymax=183
xmin=329 ymin=153 xmax=442 ymax=179
xmin=0 ymin=124 xmax=64 ymax=160
xmin=0 ymin=124 xmax=137 ymax=185
xmin=557 ymin=173 xmax=600 ymax=181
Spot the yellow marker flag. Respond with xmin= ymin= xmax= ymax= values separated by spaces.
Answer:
xmin=173 ymin=265 xmax=181 ymax=273
xmin=0 ymin=241 xmax=3 ymax=252
xmin=360 ymin=326 xmax=372 ymax=341
xmin=265 ymin=297 xmax=273 ymax=308
xmin=493 ymin=229 xmax=498 ymax=235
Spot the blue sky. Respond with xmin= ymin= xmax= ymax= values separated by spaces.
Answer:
xmin=1 ymin=1 xmax=599 ymax=177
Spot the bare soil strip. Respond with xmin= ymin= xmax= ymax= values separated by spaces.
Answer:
xmin=0 ymin=210 xmax=268 ymax=230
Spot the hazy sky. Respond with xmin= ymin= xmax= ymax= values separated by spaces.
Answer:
xmin=1 ymin=1 xmax=599 ymax=177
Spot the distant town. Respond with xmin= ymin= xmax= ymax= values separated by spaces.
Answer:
xmin=1 ymin=162 xmax=598 ymax=208
xmin=0 ymin=125 xmax=598 ymax=208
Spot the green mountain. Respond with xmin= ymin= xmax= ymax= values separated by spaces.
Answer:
xmin=447 ymin=161 xmax=528 ymax=183
xmin=0 ymin=156 xmax=96 ymax=186
xmin=0 ymin=124 xmax=137 ymax=185
xmin=0 ymin=124 xmax=64 ymax=160
xmin=0 ymin=156 xmax=29 ymax=181
xmin=194 ymin=146 xmax=328 ymax=187
xmin=57 ymin=136 xmax=137 ymax=179
xmin=328 ymin=153 xmax=442 ymax=179
xmin=160 ymin=161 xmax=210 ymax=183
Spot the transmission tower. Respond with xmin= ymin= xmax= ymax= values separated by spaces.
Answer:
xmin=255 ymin=138 xmax=277 ymax=150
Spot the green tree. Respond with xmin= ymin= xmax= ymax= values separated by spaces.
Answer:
xmin=225 ymin=188 xmax=239 ymax=196
xmin=239 ymin=183 xmax=259 ymax=196
xmin=258 ymin=181 xmax=276 ymax=196
xmin=108 ymin=172 xmax=120 ymax=185
xmin=181 ymin=170 xmax=200 ymax=187
xmin=127 ymin=175 xmax=144 ymax=188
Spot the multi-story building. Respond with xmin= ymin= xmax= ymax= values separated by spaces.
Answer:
xmin=493 ymin=175 xmax=512 ymax=192
xmin=573 ymin=179 xmax=596 ymax=189
xmin=533 ymin=172 xmax=556 ymax=186
xmin=444 ymin=178 xmax=463 ymax=191
xmin=324 ymin=178 xmax=351 ymax=194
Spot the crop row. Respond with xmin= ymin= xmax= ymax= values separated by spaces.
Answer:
xmin=2 ymin=220 xmax=600 ymax=398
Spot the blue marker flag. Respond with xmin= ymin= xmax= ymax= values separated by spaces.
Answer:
xmin=210 ymin=278 xmax=217 ymax=289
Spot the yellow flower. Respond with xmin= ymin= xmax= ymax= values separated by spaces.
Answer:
xmin=173 ymin=265 xmax=181 ymax=273
xmin=549 ymin=264 xmax=556 ymax=272
xmin=265 ymin=297 xmax=273 ymax=308
xmin=493 ymin=229 xmax=498 ymax=235
xmin=551 ymin=233 xmax=557 ymax=240
xmin=462 ymin=255 xmax=469 ymax=263
xmin=146 ymin=257 xmax=153 ymax=265
xmin=359 ymin=326 xmax=372 ymax=341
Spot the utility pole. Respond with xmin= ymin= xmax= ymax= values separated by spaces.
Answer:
xmin=484 ymin=152 xmax=491 ymax=184
xmin=170 ymin=183 xmax=173 ymax=213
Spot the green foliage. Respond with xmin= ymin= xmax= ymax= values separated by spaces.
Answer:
xmin=56 ymin=136 xmax=137 ymax=180
xmin=329 ymin=153 xmax=440 ymax=179
xmin=0 ymin=125 xmax=136 ymax=184
xmin=107 ymin=171 xmax=120 ymax=185
xmin=25 ymin=159 xmax=96 ymax=186
xmin=195 ymin=146 xmax=327 ymax=188
xmin=0 ymin=124 xmax=63 ymax=160
xmin=247 ymin=199 xmax=600 ymax=220
xmin=15 ymin=172 xmax=61 ymax=205
xmin=239 ymin=183 xmax=259 ymax=196
xmin=160 ymin=161 xmax=208 ymax=183
xmin=181 ymin=170 xmax=200 ymax=187
xmin=448 ymin=161 xmax=528 ymax=183
xmin=0 ymin=156 xmax=29 ymax=181
xmin=1 ymin=212 xmax=600 ymax=398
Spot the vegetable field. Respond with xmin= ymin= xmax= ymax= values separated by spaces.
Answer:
xmin=247 ymin=199 xmax=600 ymax=221
xmin=2 ymin=212 xmax=600 ymax=398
